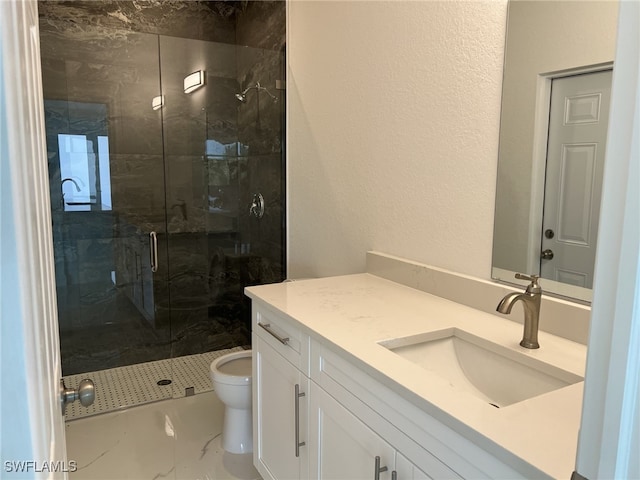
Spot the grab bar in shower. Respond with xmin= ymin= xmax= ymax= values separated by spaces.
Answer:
xmin=149 ymin=231 xmax=158 ymax=273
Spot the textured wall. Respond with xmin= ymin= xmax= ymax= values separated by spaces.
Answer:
xmin=288 ymin=1 xmax=508 ymax=279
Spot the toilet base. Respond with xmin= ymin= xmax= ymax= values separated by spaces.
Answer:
xmin=222 ymin=406 xmax=253 ymax=454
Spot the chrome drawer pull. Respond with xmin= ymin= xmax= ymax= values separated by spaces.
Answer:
xmin=258 ymin=322 xmax=290 ymax=345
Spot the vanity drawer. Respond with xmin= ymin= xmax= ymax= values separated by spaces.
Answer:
xmin=253 ymin=305 xmax=309 ymax=375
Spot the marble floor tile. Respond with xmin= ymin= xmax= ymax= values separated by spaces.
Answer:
xmin=66 ymin=392 xmax=260 ymax=480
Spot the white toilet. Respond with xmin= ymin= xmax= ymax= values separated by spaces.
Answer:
xmin=209 ymin=350 xmax=253 ymax=454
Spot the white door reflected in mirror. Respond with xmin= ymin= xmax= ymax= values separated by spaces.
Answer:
xmin=540 ymin=69 xmax=612 ymax=289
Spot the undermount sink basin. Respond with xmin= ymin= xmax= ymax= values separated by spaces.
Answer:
xmin=379 ymin=328 xmax=583 ymax=407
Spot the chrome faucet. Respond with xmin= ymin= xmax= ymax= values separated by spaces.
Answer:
xmin=496 ymin=273 xmax=542 ymax=349
xmin=61 ymin=177 xmax=81 ymax=207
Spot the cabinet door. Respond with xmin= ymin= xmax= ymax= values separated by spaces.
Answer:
xmin=254 ymin=335 xmax=309 ymax=480
xmin=395 ymin=453 xmax=431 ymax=480
xmin=309 ymin=382 xmax=395 ymax=480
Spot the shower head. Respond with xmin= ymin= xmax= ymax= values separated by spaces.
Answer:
xmin=235 ymin=82 xmax=278 ymax=104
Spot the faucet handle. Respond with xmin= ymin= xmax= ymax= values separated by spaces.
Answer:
xmin=515 ymin=273 xmax=541 ymax=294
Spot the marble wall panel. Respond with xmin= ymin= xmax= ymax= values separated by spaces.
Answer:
xmin=51 ymin=212 xmax=116 ymax=288
xmin=110 ymin=153 xmax=166 ymax=228
xmin=164 ymin=155 xmax=207 ymax=234
xmin=164 ymin=232 xmax=252 ymax=357
xmin=236 ymin=47 xmax=284 ymax=156
xmin=246 ymin=154 xmax=284 ymax=283
xmin=236 ymin=1 xmax=286 ymax=52
xmin=159 ymin=34 xmax=239 ymax=156
xmin=159 ymin=77 xmax=237 ymax=156
xmin=40 ymin=57 xmax=68 ymax=100
xmin=38 ymin=1 xmax=237 ymax=44
xmin=234 ymin=0 xmax=285 ymax=285
xmin=39 ymin=25 xmax=161 ymax=72
xmin=158 ymin=35 xmax=237 ymax=80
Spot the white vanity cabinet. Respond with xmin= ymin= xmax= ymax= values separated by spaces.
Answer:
xmin=309 ymin=381 xmax=427 ymax=480
xmin=252 ymin=303 xmax=534 ymax=480
xmin=253 ymin=308 xmax=310 ymax=480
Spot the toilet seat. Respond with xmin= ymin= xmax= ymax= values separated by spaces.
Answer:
xmin=210 ymin=350 xmax=252 ymax=386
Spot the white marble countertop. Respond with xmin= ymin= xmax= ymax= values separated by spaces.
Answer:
xmin=246 ymin=273 xmax=587 ymax=479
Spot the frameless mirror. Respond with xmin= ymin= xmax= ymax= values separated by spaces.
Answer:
xmin=492 ymin=0 xmax=619 ymax=303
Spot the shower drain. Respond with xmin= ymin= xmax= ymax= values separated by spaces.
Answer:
xmin=157 ymin=379 xmax=172 ymax=386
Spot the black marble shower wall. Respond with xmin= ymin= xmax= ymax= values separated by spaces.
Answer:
xmin=39 ymin=1 xmax=286 ymax=376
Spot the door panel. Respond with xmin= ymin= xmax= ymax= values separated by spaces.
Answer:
xmin=541 ymin=69 xmax=612 ymax=288
xmin=254 ymin=336 xmax=307 ymax=480
xmin=309 ymin=383 xmax=394 ymax=480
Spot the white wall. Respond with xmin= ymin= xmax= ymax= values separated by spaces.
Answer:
xmin=287 ymin=0 xmax=507 ymax=279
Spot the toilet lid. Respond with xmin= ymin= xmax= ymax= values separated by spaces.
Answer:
xmin=218 ymin=356 xmax=252 ymax=376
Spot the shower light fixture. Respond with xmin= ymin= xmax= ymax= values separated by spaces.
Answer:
xmin=152 ymin=95 xmax=165 ymax=110
xmin=183 ymin=70 xmax=205 ymax=94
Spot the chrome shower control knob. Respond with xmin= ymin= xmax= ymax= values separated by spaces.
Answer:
xmin=249 ymin=193 xmax=265 ymax=218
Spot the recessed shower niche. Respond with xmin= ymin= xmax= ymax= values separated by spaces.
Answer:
xmin=39 ymin=0 xmax=285 ymax=405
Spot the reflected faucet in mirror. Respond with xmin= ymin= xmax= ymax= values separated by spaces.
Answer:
xmin=496 ymin=273 xmax=541 ymax=349
xmin=61 ymin=177 xmax=81 ymax=208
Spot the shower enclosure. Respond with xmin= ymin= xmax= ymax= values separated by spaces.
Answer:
xmin=39 ymin=1 xmax=285 ymax=406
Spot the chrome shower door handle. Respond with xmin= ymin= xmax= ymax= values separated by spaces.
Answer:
xmin=149 ymin=231 xmax=158 ymax=273
xmin=294 ymin=383 xmax=306 ymax=457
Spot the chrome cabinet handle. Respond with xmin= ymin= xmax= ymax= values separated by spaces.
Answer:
xmin=258 ymin=322 xmax=290 ymax=345
xmin=374 ymin=456 xmax=388 ymax=480
xmin=149 ymin=231 xmax=158 ymax=273
xmin=295 ymin=383 xmax=306 ymax=457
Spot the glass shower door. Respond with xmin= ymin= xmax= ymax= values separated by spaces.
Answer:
xmin=158 ymin=35 xmax=286 ymax=363
xmin=40 ymin=24 xmax=174 ymax=408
